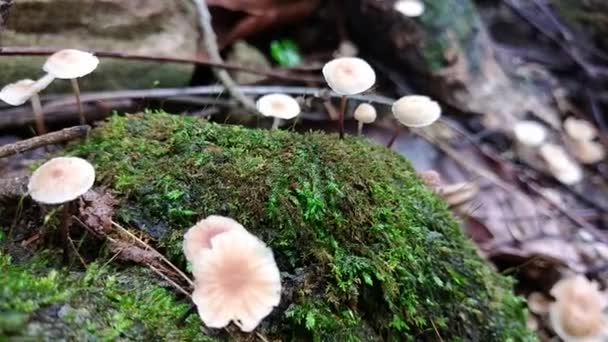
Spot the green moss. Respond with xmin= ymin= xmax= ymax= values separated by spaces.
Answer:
xmin=418 ymin=0 xmax=482 ymax=72
xmin=0 ymin=252 xmax=213 ymax=341
xmin=61 ymin=111 xmax=534 ymax=340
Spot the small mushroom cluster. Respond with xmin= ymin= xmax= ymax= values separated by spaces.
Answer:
xmin=183 ymin=215 xmax=281 ymax=332
xmin=321 ymin=57 xmax=441 ymax=142
xmin=511 ymin=117 xmax=605 ymax=185
xmin=0 ymin=49 xmax=99 ymax=134
xmin=528 ymin=276 xmax=608 ymax=341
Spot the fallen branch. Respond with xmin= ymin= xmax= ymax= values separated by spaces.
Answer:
xmin=0 ymin=46 xmax=322 ymax=83
xmin=0 ymin=86 xmax=393 ymax=129
xmin=192 ymin=0 xmax=257 ymax=112
xmin=0 ymin=125 xmax=90 ymax=158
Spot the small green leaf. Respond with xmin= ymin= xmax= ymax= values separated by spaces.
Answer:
xmin=270 ymin=39 xmax=302 ymax=67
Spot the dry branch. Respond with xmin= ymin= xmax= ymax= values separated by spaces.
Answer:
xmin=0 ymin=125 xmax=90 ymax=158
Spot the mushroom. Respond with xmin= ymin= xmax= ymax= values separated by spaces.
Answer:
xmin=388 ymin=95 xmax=441 ymax=148
xmin=191 ymin=229 xmax=281 ymax=332
xmin=322 ymin=57 xmax=376 ymax=139
xmin=255 ymin=93 xmax=301 ymax=130
xmin=527 ymin=292 xmax=551 ymax=315
xmin=539 ymin=143 xmax=583 ymax=185
xmin=0 ymin=74 xmax=55 ymax=134
xmin=563 ymin=117 xmax=597 ymax=142
xmin=513 ymin=120 xmax=547 ymax=147
xmin=549 ymin=275 xmax=608 ymax=342
xmin=28 ymin=157 xmax=95 ymax=261
xmin=43 ymin=49 xmax=99 ymax=125
xmin=353 ymin=103 xmax=377 ymax=135
xmin=183 ymin=215 xmax=248 ymax=262
xmin=394 ymin=0 xmax=425 ymax=17
xmin=570 ymin=140 xmax=605 ymax=165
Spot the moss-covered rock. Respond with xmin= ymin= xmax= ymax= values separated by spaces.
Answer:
xmin=1 ymin=112 xmax=534 ymax=341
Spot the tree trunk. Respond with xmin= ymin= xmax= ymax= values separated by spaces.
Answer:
xmin=345 ymin=0 xmax=559 ymax=128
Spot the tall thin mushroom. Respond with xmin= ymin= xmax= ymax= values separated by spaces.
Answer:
xmin=322 ymin=57 xmax=376 ymax=139
xmin=28 ymin=157 xmax=95 ymax=262
xmin=388 ymin=95 xmax=441 ymax=148
xmin=43 ymin=49 xmax=99 ymax=124
xmin=0 ymin=74 xmax=54 ymax=134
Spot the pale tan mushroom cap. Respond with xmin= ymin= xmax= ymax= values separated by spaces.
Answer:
xmin=527 ymin=292 xmax=551 ymax=315
xmin=571 ymin=140 xmax=605 ymax=165
xmin=513 ymin=120 xmax=547 ymax=147
xmin=539 ymin=144 xmax=583 ymax=185
xmin=394 ymin=0 xmax=425 ymax=17
xmin=0 ymin=74 xmax=54 ymax=106
xmin=43 ymin=49 xmax=100 ymax=79
xmin=392 ymin=95 xmax=441 ymax=127
xmin=353 ymin=103 xmax=377 ymax=124
xmin=28 ymin=157 xmax=95 ymax=204
xmin=256 ymin=93 xmax=301 ymax=120
xmin=322 ymin=57 xmax=376 ymax=95
xmin=183 ymin=215 xmax=247 ymax=262
xmin=549 ymin=276 xmax=608 ymax=341
xmin=191 ymin=229 xmax=281 ymax=332
xmin=564 ymin=117 xmax=597 ymax=141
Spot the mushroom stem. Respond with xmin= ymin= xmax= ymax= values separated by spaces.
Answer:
xmin=30 ymin=93 xmax=46 ymax=135
xmin=70 ymin=78 xmax=86 ymax=124
xmin=357 ymin=121 xmax=364 ymax=136
xmin=271 ymin=117 xmax=281 ymax=130
xmin=60 ymin=201 xmax=74 ymax=263
xmin=387 ymin=125 xmax=402 ymax=148
xmin=338 ymin=95 xmax=347 ymax=139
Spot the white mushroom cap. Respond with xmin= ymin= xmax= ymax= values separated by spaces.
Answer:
xmin=549 ymin=276 xmax=608 ymax=342
xmin=256 ymin=93 xmax=301 ymax=120
xmin=539 ymin=144 xmax=583 ymax=185
xmin=183 ymin=215 xmax=248 ymax=262
xmin=322 ymin=57 xmax=376 ymax=95
xmin=571 ymin=140 xmax=605 ymax=165
xmin=527 ymin=292 xmax=551 ymax=315
xmin=28 ymin=157 xmax=95 ymax=205
xmin=564 ymin=117 xmax=597 ymax=142
xmin=513 ymin=120 xmax=547 ymax=147
xmin=191 ymin=229 xmax=281 ymax=332
xmin=394 ymin=0 xmax=425 ymax=17
xmin=43 ymin=49 xmax=100 ymax=79
xmin=353 ymin=103 xmax=377 ymax=124
xmin=0 ymin=74 xmax=55 ymax=106
xmin=391 ymin=95 xmax=441 ymax=127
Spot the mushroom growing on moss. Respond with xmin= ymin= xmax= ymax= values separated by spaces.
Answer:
xmin=322 ymin=57 xmax=376 ymax=139
xmin=183 ymin=215 xmax=247 ymax=262
xmin=28 ymin=157 xmax=95 ymax=261
xmin=256 ymin=93 xmax=301 ymax=130
xmin=43 ymin=49 xmax=99 ymax=125
xmin=0 ymin=75 xmax=55 ymax=134
xmin=549 ymin=275 xmax=608 ymax=342
xmin=191 ymin=229 xmax=281 ymax=332
xmin=353 ymin=103 xmax=376 ymax=136
xmin=388 ymin=95 xmax=441 ymax=148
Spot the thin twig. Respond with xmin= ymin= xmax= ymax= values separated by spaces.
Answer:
xmin=148 ymin=264 xmax=192 ymax=298
xmin=430 ymin=319 xmax=444 ymax=342
xmin=192 ymin=0 xmax=257 ymax=112
xmin=0 ymin=125 xmax=90 ymax=158
xmin=0 ymin=46 xmax=322 ymax=83
xmin=111 ymin=220 xmax=194 ymax=287
xmin=68 ymin=236 xmax=87 ymax=268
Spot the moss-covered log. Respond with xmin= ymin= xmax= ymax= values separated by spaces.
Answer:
xmin=1 ymin=112 xmax=534 ymax=340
